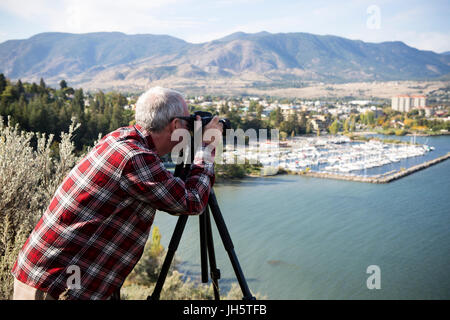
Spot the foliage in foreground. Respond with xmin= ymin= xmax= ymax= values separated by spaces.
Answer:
xmin=0 ymin=117 xmax=82 ymax=299
xmin=121 ymin=227 xmax=265 ymax=300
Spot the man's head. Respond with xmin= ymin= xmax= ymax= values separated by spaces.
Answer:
xmin=135 ymin=87 xmax=189 ymax=156
xmin=135 ymin=86 xmax=189 ymax=132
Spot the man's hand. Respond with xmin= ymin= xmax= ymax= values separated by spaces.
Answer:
xmin=198 ymin=115 xmax=223 ymax=147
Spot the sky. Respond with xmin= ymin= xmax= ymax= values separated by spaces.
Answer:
xmin=0 ymin=0 xmax=449 ymax=53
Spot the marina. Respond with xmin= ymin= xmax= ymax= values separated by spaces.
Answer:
xmin=302 ymin=152 xmax=450 ymax=183
xmin=221 ymin=134 xmax=448 ymax=183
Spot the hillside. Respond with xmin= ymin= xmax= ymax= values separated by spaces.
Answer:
xmin=0 ymin=31 xmax=449 ymax=92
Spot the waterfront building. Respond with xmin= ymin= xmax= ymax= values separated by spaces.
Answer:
xmin=391 ymin=95 xmax=427 ymax=112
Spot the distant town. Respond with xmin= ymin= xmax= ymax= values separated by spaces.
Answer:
xmin=121 ymin=91 xmax=450 ymax=137
xmin=1 ymin=75 xmax=449 ymax=153
xmin=0 ymin=75 xmax=449 ymax=182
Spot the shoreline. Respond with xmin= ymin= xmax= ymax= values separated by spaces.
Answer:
xmin=294 ymin=152 xmax=450 ymax=184
xmin=349 ymin=131 xmax=450 ymax=137
xmin=216 ymin=153 xmax=450 ymax=184
xmin=215 ymin=134 xmax=450 ymax=183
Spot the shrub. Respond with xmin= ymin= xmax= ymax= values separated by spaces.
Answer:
xmin=395 ymin=129 xmax=407 ymax=136
xmin=0 ymin=117 xmax=82 ymax=299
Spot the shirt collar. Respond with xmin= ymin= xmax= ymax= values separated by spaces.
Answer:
xmin=134 ymin=124 xmax=155 ymax=150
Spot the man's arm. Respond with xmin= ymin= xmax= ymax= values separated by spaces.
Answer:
xmin=119 ymin=151 xmax=215 ymax=215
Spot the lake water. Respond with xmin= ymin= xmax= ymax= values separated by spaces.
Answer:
xmin=152 ymin=135 xmax=450 ymax=299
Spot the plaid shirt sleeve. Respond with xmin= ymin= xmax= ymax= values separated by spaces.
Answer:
xmin=119 ymin=148 xmax=215 ymax=216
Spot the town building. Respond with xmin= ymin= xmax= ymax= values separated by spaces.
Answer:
xmin=391 ymin=95 xmax=426 ymax=112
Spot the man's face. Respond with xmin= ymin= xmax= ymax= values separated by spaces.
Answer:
xmin=169 ymin=99 xmax=191 ymax=150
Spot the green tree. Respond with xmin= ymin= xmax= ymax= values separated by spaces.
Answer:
xmin=256 ymin=104 xmax=264 ymax=121
xmin=366 ymin=111 xmax=375 ymax=126
xmin=30 ymin=82 xmax=39 ymax=95
xmin=219 ymin=102 xmax=229 ymax=115
xmin=248 ymin=100 xmax=259 ymax=113
xmin=298 ymin=112 xmax=307 ymax=134
xmin=350 ymin=116 xmax=356 ymax=132
xmin=0 ymin=74 xmax=7 ymax=94
xmin=15 ymin=80 xmax=25 ymax=96
xmin=329 ymin=119 xmax=341 ymax=134
xmin=109 ymin=103 xmax=123 ymax=132
xmin=39 ymin=78 xmax=46 ymax=92
xmin=59 ymin=80 xmax=68 ymax=90
xmin=343 ymin=118 xmax=350 ymax=133
xmin=1 ymin=86 xmax=19 ymax=104
xmin=270 ymin=107 xmax=283 ymax=126
xmin=306 ymin=121 xmax=312 ymax=134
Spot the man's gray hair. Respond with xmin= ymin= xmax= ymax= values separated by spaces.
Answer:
xmin=135 ymin=87 xmax=186 ymax=132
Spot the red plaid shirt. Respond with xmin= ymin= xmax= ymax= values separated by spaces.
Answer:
xmin=12 ymin=124 xmax=215 ymax=299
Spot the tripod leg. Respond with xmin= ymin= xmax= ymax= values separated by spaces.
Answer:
xmin=205 ymin=207 xmax=221 ymax=300
xmin=149 ymin=215 xmax=188 ymax=300
xmin=199 ymin=210 xmax=209 ymax=283
xmin=207 ymin=189 xmax=255 ymax=300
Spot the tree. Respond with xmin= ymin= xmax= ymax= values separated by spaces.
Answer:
xmin=270 ymin=107 xmax=283 ymax=126
xmin=0 ymin=74 xmax=6 ymax=94
xmin=109 ymin=103 xmax=123 ymax=132
xmin=298 ymin=112 xmax=307 ymax=134
xmin=366 ymin=111 xmax=375 ymax=126
xmin=350 ymin=117 xmax=356 ymax=132
xmin=95 ymin=91 xmax=106 ymax=113
xmin=1 ymin=86 xmax=19 ymax=104
xmin=59 ymin=80 xmax=68 ymax=90
xmin=306 ymin=121 xmax=312 ymax=134
xmin=15 ymin=80 xmax=25 ymax=96
xmin=329 ymin=119 xmax=341 ymax=134
xmin=39 ymin=78 xmax=46 ymax=91
xmin=219 ymin=102 xmax=229 ymax=115
xmin=343 ymin=118 xmax=350 ymax=133
xmin=256 ymin=104 xmax=264 ymax=121
xmin=287 ymin=112 xmax=299 ymax=133
xmin=248 ymin=100 xmax=258 ymax=113
xmin=30 ymin=82 xmax=39 ymax=94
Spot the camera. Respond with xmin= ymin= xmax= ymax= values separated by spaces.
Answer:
xmin=174 ymin=111 xmax=230 ymax=136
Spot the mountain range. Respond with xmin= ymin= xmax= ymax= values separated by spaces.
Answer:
xmin=0 ymin=31 xmax=449 ymax=91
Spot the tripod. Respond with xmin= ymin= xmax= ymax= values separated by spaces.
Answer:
xmin=148 ymin=143 xmax=255 ymax=300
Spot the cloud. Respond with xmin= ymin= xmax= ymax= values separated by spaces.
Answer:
xmin=400 ymin=31 xmax=450 ymax=53
xmin=0 ymin=0 xmax=191 ymax=34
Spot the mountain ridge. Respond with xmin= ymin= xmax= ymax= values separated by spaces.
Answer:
xmin=0 ymin=31 xmax=449 ymax=91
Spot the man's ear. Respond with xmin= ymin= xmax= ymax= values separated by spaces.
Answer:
xmin=169 ymin=118 xmax=178 ymax=132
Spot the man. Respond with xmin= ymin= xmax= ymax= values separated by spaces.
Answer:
xmin=11 ymin=87 xmax=222 ymax=300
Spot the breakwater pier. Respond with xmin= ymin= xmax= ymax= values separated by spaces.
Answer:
xmin=302 ymin=152 xmax=450 ymax=183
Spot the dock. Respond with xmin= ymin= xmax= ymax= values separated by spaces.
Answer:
xmin=301 ymin=152 xmax=450 ymax=184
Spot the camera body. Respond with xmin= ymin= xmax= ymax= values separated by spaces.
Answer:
xmin=176 ymin=111 xmax=230 ymax=135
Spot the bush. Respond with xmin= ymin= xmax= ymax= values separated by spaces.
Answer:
xmin=395 ymin=129 xmax=407 ymax=136
xmin=0 ymin=117 xmax=82 ymax=299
